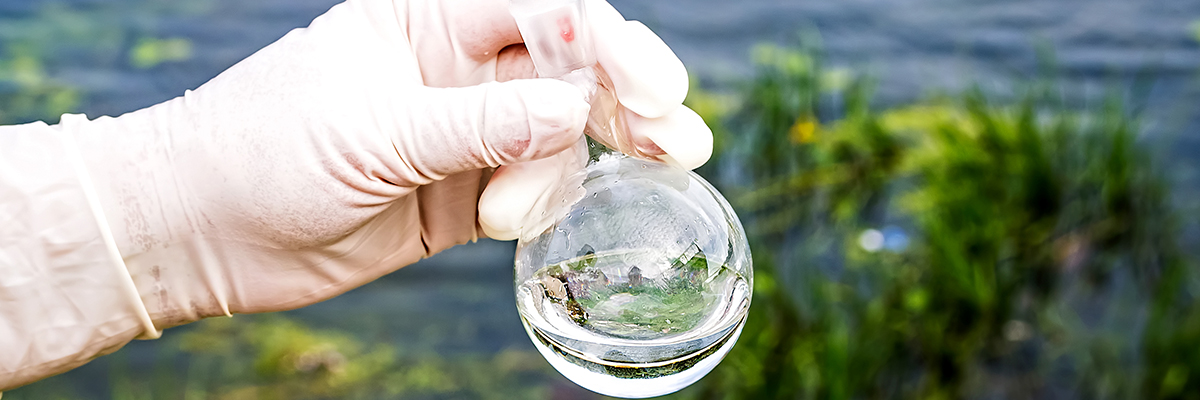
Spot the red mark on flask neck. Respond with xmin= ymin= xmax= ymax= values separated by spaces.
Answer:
xmin=557 ymin=16 xmax=575 ymax=43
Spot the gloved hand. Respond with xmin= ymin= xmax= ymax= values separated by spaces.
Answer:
xmin=68 ymin=0 xmax=710 ymax=331
xmin=0 ymin=0 xmax=711 ymax=389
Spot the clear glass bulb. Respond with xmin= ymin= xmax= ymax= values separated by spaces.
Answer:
xmin=510 ymin=0 xmax=753 ymax=397
xmin=513 ymin=143 xmax=752 ymax=398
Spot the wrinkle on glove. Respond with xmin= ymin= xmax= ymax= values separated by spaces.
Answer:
xmin=0 ymin=122 xmax=157 ymax=391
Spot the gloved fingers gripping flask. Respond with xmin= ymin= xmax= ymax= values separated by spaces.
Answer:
xmin=510 ymin=0 xmax=660 ymax=160
xmin=509 ymin=0 xmax=753 ymax=398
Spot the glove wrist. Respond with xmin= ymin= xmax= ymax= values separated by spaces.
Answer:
xmin=60 ymin=103 xmax=226 ymax=331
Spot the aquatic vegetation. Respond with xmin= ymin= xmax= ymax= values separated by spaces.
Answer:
xmin=8 ymin=315 xmax=564 ymax=400
xmin=0 ymin=0 xmax=203 ymax=124
xmin=167 ymin=317 xmax=557 ymax=400
xmin=129 ymin=37 xmax=193 ymax=69
xmin=683 ymin=44 xmax=1200 ymax=399
xmin=0 ymin=45 xmax=79 ymax=124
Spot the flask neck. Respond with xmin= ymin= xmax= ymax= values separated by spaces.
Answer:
xmin=510 ymin=0 xmax=596 ymax=78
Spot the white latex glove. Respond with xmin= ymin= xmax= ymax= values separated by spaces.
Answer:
xmin=0 ymin=0 xmax=711 ymax=390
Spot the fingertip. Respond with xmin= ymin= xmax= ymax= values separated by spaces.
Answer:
xmin=478 ymin=141 xmax=588 ymax=240
xmin=478 ymin=165 xmax=528 ymax=240
xmin=626 ymin=105 xmax=713 ymax=170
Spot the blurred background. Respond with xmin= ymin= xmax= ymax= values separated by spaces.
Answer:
xmin=3 ymin=0 xmax=1200 ymax=398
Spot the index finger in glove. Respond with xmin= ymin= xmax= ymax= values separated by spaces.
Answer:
xmin=388 ymin=79 xmax=588 ymax=184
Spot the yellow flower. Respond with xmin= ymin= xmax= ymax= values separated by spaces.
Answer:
xmin=789 ymin=118 xmax=818 ymax=143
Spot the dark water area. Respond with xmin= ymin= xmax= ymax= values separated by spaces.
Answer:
xmin=3 ymin=0 xmax=1200 ymax=398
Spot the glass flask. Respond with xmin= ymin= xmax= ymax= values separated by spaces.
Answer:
xmin=510 ymin=0 xmax=753 ymax=398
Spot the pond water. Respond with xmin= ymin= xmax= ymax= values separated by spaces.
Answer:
xmin=3 ymin=0 xmax=1199 ymax=398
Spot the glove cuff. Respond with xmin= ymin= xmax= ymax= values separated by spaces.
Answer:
xmin=59 ymin=114 xmax=162 ymax=340
xmin=0 ymin=120 xmax=157 ymax=390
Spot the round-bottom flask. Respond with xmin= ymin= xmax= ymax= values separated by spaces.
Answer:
xmin=513 ymin=149 xmax=752 ymax=398
xmin=508 ymin=0 xmax=751 ymax=396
